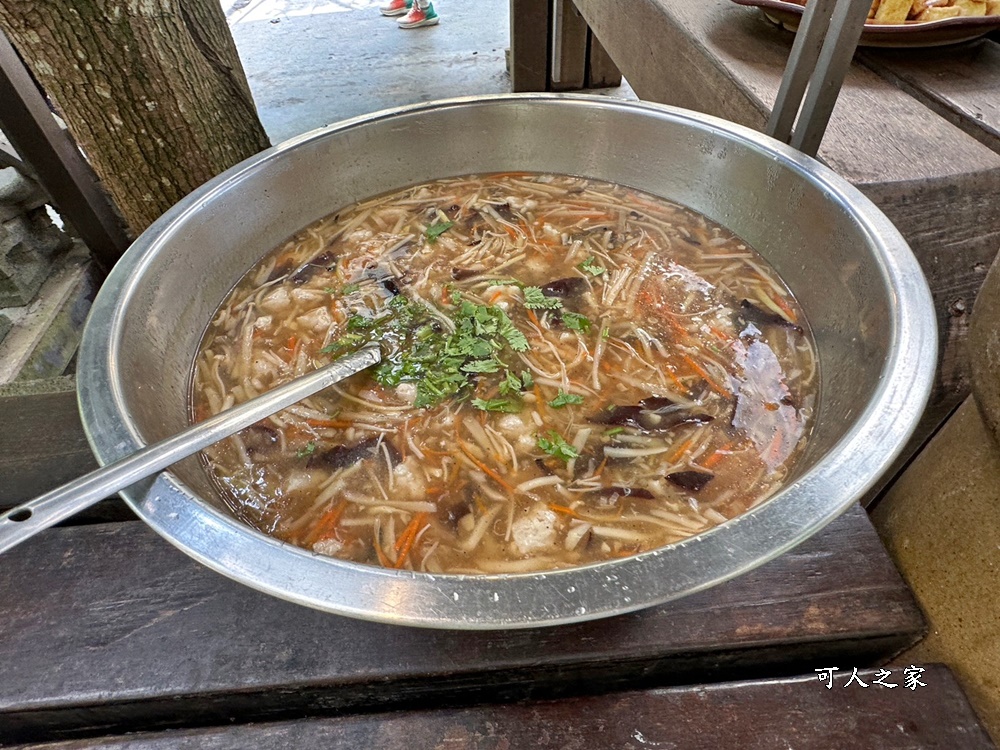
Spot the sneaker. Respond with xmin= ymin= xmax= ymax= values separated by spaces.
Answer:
xmin=398 ymin=1 xmax=439 ymax=28
xmin=380 ymin=0 xmax=412 ymax=17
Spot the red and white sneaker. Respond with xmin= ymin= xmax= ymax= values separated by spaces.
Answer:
xmin=398 ymin=1 xmax=439 ymax=28
xmin=379 ymin=0 xmax=412 ymax=17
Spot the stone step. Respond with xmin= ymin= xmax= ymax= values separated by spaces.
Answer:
xmin=0 ymin=242 xmax=99 ymax=384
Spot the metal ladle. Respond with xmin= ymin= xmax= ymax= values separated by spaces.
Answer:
xmin=0 ymin=343 xmax=381 ymax=555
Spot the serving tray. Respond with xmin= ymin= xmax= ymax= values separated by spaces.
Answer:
xmin=731 ymin=0 xmax=1000 ymax=47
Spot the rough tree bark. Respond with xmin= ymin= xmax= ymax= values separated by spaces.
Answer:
xmin=0 ymin=0 xmax=271 ymax=236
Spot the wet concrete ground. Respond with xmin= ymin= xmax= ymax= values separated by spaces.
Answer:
xmin=223 ymin=0 xmax=634 ymax=144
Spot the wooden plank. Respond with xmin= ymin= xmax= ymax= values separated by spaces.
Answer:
xmin=0 ymin=378 xmax=95 ymax=506
xmin=13 ymin=666 xmax=995 ymax=749
xmin=0 ymin=505 xmax=924 ymax=744
xmin=509 ymin=0 xmax=550 ymax=92
xmin=859 ymin=41 xmax=1000 ymax=158
xmin=586 ymin=30 xmax=622 ymax=89
xmin=572 ymin=0 xmax=1000 ymax=492
xmin=0 ymin=378 xmax=131 ymax=520
xmin=550 ymin=0 xmax=588 ymax=91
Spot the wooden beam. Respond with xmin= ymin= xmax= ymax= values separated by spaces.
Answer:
xmin=509 ymin=0 xmax=550 ymax=92
xmin=12 ymin=665 xmax=992 ymax=749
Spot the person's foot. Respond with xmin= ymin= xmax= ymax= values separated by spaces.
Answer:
xmin=398 ymin=1 xmax=439 ymax=27
xmin=379 ymin=0 xmax=412 ymax=17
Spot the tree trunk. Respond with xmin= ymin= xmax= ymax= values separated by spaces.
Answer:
xmin=0 ymin=0 xmax=271 ymax=235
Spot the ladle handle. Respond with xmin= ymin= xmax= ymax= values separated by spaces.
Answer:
xmin=0 ymin=344 xmax=381 ymax=555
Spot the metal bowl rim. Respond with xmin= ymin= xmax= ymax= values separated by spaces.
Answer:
xmin=76 ymin=93 xmax=937 ymax=629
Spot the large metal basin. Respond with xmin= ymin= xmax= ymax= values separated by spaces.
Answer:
xmin=77 ymin=95 xmax=936 ymax=629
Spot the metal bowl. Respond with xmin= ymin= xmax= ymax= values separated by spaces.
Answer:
xmin=77 ymin=95 xmax=936 ymax=629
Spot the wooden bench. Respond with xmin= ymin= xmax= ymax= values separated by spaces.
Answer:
xmin=0 ymin=505 xmax=924 ymax=745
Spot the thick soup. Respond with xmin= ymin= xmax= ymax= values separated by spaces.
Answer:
xmin=193 ymin=173 xmax=818 ymax=574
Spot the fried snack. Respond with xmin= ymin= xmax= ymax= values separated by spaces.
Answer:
xmin=916 ymin=5 xmax=964 ymax=18
xmin=988 ymin=0 xmax=1000 ymax=13
xmin=873 ymin=0 xmax=913 ymax=22
xmin=953 ymin=0 xmax=988 ymax=13
xmin=869 ymin=0 xmax=881 ymax=17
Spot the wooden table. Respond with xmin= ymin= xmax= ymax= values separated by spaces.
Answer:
xmin=4 ymin=504 xmax=994 ymax=747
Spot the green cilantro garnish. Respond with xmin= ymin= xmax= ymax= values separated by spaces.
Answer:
xmin=578 ymin=256 xmax=605 ymax=276
xmin=601 ymin=326 xmax=611 ymax=340
xmin=425 ymin=221 xmax=454 ymax=243
xmin=296 ymin=441 xmax=316 ymax=458
xmin=537 ymin=430 xmax=580 ymax=462
xmin=369 ymin=295 xmax=533 ymax=410
xmin=548 ymin=390 xmax=584 ymax=408
xmin=321 ymin=332 xmax=366 ymax=354
xmin=324 ymin=287 xmax=338 ymax=294
xmin=522 ymin=286 xmax=563 ymax=310
xmin=499 ymin=370 xmax=523 ymax=395
xmin=472 ymin=397 xmax=522 ymax=413
xmin=346 ymin=315 xmax=375 ymax=332
xmin=462 ymin=358 xmax=502 ymax=374
xmin=562 ymin=312 xmax=591 ymax=333
xmin=341 ymin=282 xmax=361 ymax=294
xmin=521 ymin=369 xmax=534 ymax=389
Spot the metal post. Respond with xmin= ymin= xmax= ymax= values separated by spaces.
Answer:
xmin=0 ymin=30 xmax=130 ymax=271
xmin=766 ymin=0 xmax=870 ymax=157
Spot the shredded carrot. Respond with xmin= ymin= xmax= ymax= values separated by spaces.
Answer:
xmin=665 ymin=366 xmax=687 ymax=392
xmin=708 ymin=326 xmax=730 ymax=343
xmin=394 ymin=511 xmax=428 ymax=554
xmin=663 ymin=310 xmax=691 ymax=342
xmin=593 ymin=456 xmax=609 ymax=478
xmin=682 ymin=354 xmax=728 ymax=396
xmin=526 ymin=308 xmax=541 ymax=329
xmin=703 ymin=442 xmax=732 ymax=469
xmin=286 ymin=335 xmax=298 ymax=351
xmin=668 ymin=438 xmax=695 ymax=464
xmin=488 ymin=290 xmax=504 ymax=305
xmin=460 ymin=443 xmax=515 ymax=492
xmin=549 ymin=503 xmax=583 ymax=519
xmin=395 ymin=515 xmax=429 ymax=569
xmin=766 ymin=287 xmax=798 ymax=324
xmin=303 ymin=501 xmax=347 ymax=547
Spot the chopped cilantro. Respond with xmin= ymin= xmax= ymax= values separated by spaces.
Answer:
xmin=346 ymin=315 xmax=374 ymax=332
xmin=296 ymin=441 xmax=316 ymax=458
xmin=548 ymin=390 xmax=584 ymax=408
xmin=324 ymin=287 xmax=338 ymax=294
xmin=425 ymin=221 xmax=454 ymax=243
xmin=472 ymin=397 xmax=521 ymax=413
xmin=562 ymin=312 xmax=591 ymax=333
xmin=321 ymin=332 xmax=365 ymax=354
xmin=341 ymin=282 xmax=361 ymax=294
xmin=462 ymin=358 xmax=502 ymax=374
xmin=537 ymin=430 xmax=580 ymax=462
xmin=522 ymin=286 xmax=563 ymax=310
xmin=601 ymin=326 xmax=611 ymax=340
xmin=368 ymin=294 xmax=534 ymax=410
xmin=499 ymin=370 xmax=522 ymax=395
xmin=578 ymin=256 xmax=605 ymax=276
xmin=521 ymin=369 xmax=534 ymax=389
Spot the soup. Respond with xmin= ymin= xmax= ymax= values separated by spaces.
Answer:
xmin=192 ymin=173 xmax=818 ymax=574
